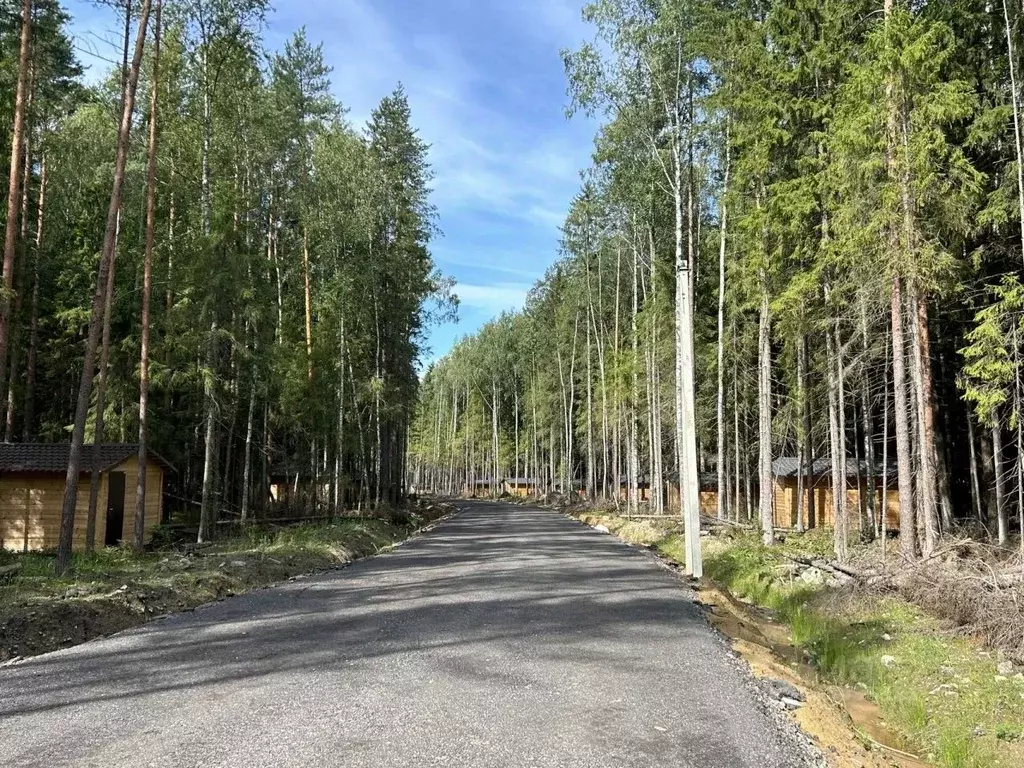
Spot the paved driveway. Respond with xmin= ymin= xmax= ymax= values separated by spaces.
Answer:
xmin=0 ymin=501 xmax=815 ymax=767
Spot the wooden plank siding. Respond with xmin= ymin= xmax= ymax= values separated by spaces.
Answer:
xmin=0 ymin=457 xmax=164 ymax=552
xmin=771 ymin=478 xmax=900 ymax=530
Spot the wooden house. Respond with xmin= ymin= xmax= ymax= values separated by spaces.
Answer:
xmin=464 ymin=478 xmax=500 ymax=497
xmin=660 ymin=475 xmax=723 ymax=514
xmin=771 ymin=457 xmax=900 ymax=530
xmin=502 ymin=477 xmax=539 ymax=497
xmin=0 ymin=443 xmax=172 ymax=553
xmin=699 ymin=473 xmax=720 ymax=516
xmin=618 ymin=475 xmax=653 ymax=502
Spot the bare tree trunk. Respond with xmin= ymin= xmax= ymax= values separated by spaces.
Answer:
xmin=1003 ymin=0 xmax=1024 ymax=272
xmin=302 ymin=227 xmax=313 ymax=379
xmin=1016 ymin=332 xmax=1024 ymax=566
xmin=586 ymin=319 xmax=595 ymax=500
xmin=800 ymin=334 xmax=814 ymax=530
xmin=334 ymin=316 xmax=345 ymax=511
xmin=0 ymin=0 xmax=32 ymax=409
xmin=967 ymin=410 xmax=984 ymax=525
xmin=241 ymin=383 xmax=255 ymax=523
xmin=613 ymin=244 xmax=621 ymax=508
xmin=6 ymin=86 xmax=34 ymax=441
xmin=911 ymin=289 xmax=939 ymax=555
xmin=860 ymin=303 xmax=876 ymax=540
xmin=757 ymin=276 xmax=774 ymax=545
xmin=891 ymin=277 xmax=917 ymax=559
xmin=630 ymin=240 xmax=640 ymax=512
xmin=733 ymin=319 xmax=742 ymax=522
xmin=23 ymin=153 xmax=45 ymax=441
xmin=826 ymin=312 xmax=845 ymax=560
xmin=56 ymin=0 xmax=151 ymax=574
xmin=716 ymin=149 xmax=729 ymax=521
xmin=134 ymin=0 xmax=162 ymax=550
xmin=165 ymin=178 xmax=174 ymax=317
xmin=993 ymin=415 xmax=1008 ymax=545
xmin=197 ymin=317 xmax=219 ymax=542
xmin=881 ymin=353 xmax=890 ymax=566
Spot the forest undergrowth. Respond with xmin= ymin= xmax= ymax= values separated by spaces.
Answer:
xmin=0 ymin=500 xmax=454 ymax=662
xmin=566 ymin=502 xmax=1024 ymax=768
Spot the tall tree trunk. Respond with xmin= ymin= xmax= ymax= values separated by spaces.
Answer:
xmin=860 ymin=303 xmax=876 ymax=540
xmin=911 ymin=289 xmax=939 ymax=555
xmin=967 ymin=410 xmax=984 ymax=525
xmin=881 ymin=354 xmax=891 ymax=565
xmin=826 ymin=318 xmax=845 ymax=560
xmin=134 ymin=0 xmax=162 ymax=550
xmin=302 ymin=227 xmax=313 ymax=380
xmin=757 ymin=276 xmax=774 ymax=545
xmin=716 ymin=149 xmax=729 ymax=521
xmin=56 ymin=0 xmax=151 ymax=574
xmin=6 ymin=86 xmax=34 ymax=442
xmin=586 ymin=319 xmax=595 ymax=500
xmin=800 ymin=334 xmax=814 ymax=530
xmin=241 ymin=382 xmax=255 ymax=523
xmin=197 ymin=317 xmax=219 ymax=542
xmin=165 ymin=178 xmax=174 ymax=317
xmin=993 ymin=414 xmax=1008 ymax=545
xmin=1003 ymin=0 xmax=1024 ymax=271
xmin=891 ymin=277 xmax=917 ymax=559
xmin=23 ymin=153 xmax=45 ymax=442
xmin=334 ymin=316 xmax=345 ymax=511
xmin=630 ymin=239 xmax=640 ymax=512
xmin=0 ymin=0 xmax=33 ymax=411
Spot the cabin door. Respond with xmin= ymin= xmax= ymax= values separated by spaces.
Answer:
xmin=104 ymin=471 xmax=127 ymax=547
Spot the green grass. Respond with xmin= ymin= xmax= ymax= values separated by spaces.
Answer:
xmin=576 ymin=512 xmax=1024 ymax=768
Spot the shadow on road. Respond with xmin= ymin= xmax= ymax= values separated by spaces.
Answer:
xmin=2 ymin=503 xmax=703 ymax=717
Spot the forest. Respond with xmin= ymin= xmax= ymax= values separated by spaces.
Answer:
xmin=410 ymin=0 xmax=1024 ymax=574
xmin=0 ymin=0 xmax=452 ymax=572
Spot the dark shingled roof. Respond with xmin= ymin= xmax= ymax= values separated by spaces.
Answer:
xmin=772 ymin=456 xmax=889 ymax=478
xmin=0 ymin=443 xmax=174 ymax=475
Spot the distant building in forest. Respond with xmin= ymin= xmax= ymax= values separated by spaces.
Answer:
xmin=637 ymin=459 xmax=899 ymax=531
xmin=463 ymin=477 xmax=501 ymax=497
xmin=0 ymin=443 xmax=172 ymax=552
xmin=770 ymin=457 xmax=900 ymax=530
xmin=503 ymin=478 xmax=540 ymax=497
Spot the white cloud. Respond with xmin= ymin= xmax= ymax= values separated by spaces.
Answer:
xmin=456 ymin=282 xmax=532 ymax=312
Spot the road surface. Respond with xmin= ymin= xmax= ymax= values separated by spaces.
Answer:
xmin=0 ymin=501 xmax=817 ymax=767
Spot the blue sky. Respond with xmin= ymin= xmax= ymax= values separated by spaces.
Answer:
xmin=63 ymin=0 xmax=597 ymax=367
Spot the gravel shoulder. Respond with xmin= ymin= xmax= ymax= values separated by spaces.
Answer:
xmin=0 ymin=501 xmax=820 ymax=768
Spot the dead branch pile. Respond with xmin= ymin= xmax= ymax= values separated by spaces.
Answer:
xmin=792 ymin=539 xmax=1024 ymax=659
xmin=896 ymin=563 xmax=1024 ymax=659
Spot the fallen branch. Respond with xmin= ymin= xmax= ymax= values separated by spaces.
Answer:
xmin=780 ymin=554 xmax=859 ymax=584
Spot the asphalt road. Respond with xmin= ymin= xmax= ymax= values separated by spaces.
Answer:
xmin=0 ymin=501 xmax=817 ymax=767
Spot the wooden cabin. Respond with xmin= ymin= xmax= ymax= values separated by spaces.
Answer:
xmin=771 ymin=457 xmax=900 ymax=530
xmin=464 ymin=478 xmax=500 ymax=497
xmin=657 ymin=475 xmax=721 ymax=514
xmin=0 ymin=443 xmax=172 ymax=552
xmin=502 ymin=477 xmax=539 ymax=497
xmin=699 ymin=473 xmax=720 ymax=516
xmin=618 ymin=475 xmax=653 ymax=502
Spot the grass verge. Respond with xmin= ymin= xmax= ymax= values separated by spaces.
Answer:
xmin=0 ymin=502 xmax=453 ymax=662
xmin=575 ymin=510 xmax=1024 ymax=768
